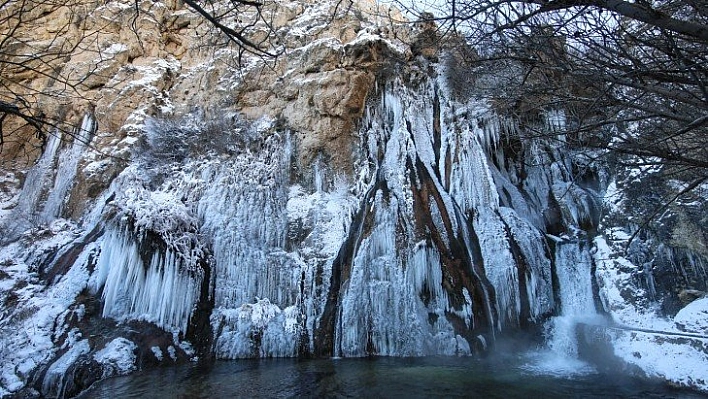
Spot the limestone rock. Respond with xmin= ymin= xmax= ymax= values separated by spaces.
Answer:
xmin=2 ymin=0 xmax=419 ymax=215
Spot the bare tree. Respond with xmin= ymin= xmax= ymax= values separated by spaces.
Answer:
xmin=0 ymin=0 xmax=92 ymax=162
xmin=181 ymin=0 xmax=284 ymax=60
xmin=390 ymin=0 xmax=707 ymax=244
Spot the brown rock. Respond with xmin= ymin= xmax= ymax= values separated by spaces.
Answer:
xmin=679 ymin=289 xmax=705 ymax=306
xmin=2 ymin=0 xmax=415 ymax=212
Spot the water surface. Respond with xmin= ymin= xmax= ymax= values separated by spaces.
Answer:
xmin=80 ymin=352 xmax=706 ymax=398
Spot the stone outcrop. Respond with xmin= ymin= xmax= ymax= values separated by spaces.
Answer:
xmin=1 ymin=0 xmax=420 ymax=217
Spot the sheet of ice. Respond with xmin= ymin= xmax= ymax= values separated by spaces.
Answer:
xmin=3 ymin=131 xmax=61 ymax=238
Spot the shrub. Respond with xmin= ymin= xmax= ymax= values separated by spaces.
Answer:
xmin=139 ymin=111 xmax=262 ymax=163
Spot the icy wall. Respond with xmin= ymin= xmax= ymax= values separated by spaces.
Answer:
xmin=0 ymin=61 xmax=612 ymax=395
xmin=1 ymin=7 xmax=706 ymax=397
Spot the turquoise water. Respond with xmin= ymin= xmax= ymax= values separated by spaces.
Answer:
xmin=80 ymin=352 xmax=706 ymax=398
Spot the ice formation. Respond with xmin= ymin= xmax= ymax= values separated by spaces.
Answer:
xmin=0 ymin=7 xmax=706 ymax=397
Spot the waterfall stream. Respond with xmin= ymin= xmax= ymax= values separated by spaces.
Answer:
xmin=548 ymin=241 xmax=597 ymax=357
xmin=527 ymin=239 xmax=606 ymax=375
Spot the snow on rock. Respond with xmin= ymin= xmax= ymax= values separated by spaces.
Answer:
xmin=113 ymin=167 xmax=198 ymax=237
xmin=593 ymin=236 xmax=671 ymax=330
xmin=93 ymin=338 xmax=138 ymax=376
xmin=151 ymin=346 xmax=164 ymax=361
xmin=0 ymin=172 xmax=21 ymax=226
xmin=595 ymin=234 xmax=708 ymax=392
xmin=675 ymin=298 xmax=708 ymax=334
xmin=610 ymin=330 xmax=708 ymax=392
xmin=41 ymin=339 xmax=91 ymax=396
xmin=212 ymin=298 xmax=299 ymax=358
xmin=0 ymin=221 xmax=94 ymax=396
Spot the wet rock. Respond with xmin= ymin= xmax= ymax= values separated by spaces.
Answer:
xmin=678 ymin=289 xmax=705 ymax=306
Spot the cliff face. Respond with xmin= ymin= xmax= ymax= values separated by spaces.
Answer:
xmin=1 ymin=0 xmax=707 ymax=397
xmin=1 ymin=0 xmax=411 ymax=219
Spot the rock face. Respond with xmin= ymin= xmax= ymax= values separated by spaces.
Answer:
xmin=1 ymin=0 xmax=707 ymax=397
xmin=1 ymin=0 xmax=405 ymax=212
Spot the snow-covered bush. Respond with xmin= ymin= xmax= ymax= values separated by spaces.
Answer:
xmin=140 ymin=112 xmax=262 ymax=164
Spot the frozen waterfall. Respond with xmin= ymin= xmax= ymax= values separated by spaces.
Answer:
xmin=81 ymin=79 xmax=575 ymax=359
xmin=0 ymin=64 xmax=620 ymax=398
xmin=41 ymin=115 xmax=95 ymax=222
xmin=2 ymin=114 xmax=94 ymax=242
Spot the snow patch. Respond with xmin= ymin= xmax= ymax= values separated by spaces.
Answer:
xmin=674 ymin=298 xmax=708 ymax=334
xmin=151 ymin=346 xmax=164 ymax=361
xmin=94 ymin=338 xmax=137 ymax=375
xmin=611 ymin=330 xmax=708 ymax=392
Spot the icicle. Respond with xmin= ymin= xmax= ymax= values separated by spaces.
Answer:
xmin=335 ymin=192 xmax=433 ymax=357
xmin=499 ymin=208 xmax=554 ymax=322
xmin=212 ymin=299 xmax=299 ymax=358
xmin=446 ymin=119 xmax=501 ymax=213
xmin=93 ymin=227 xmax=201 ymax=334
xmin=41 ymin=114 xmax=94 ymax=222
xmin=4 ymin=131 xmax=62 ymax=237
xmin=544 ymin=109 xmax=567 ymax=136
xmin=313 ymin=158 xmax=324 ymax=193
